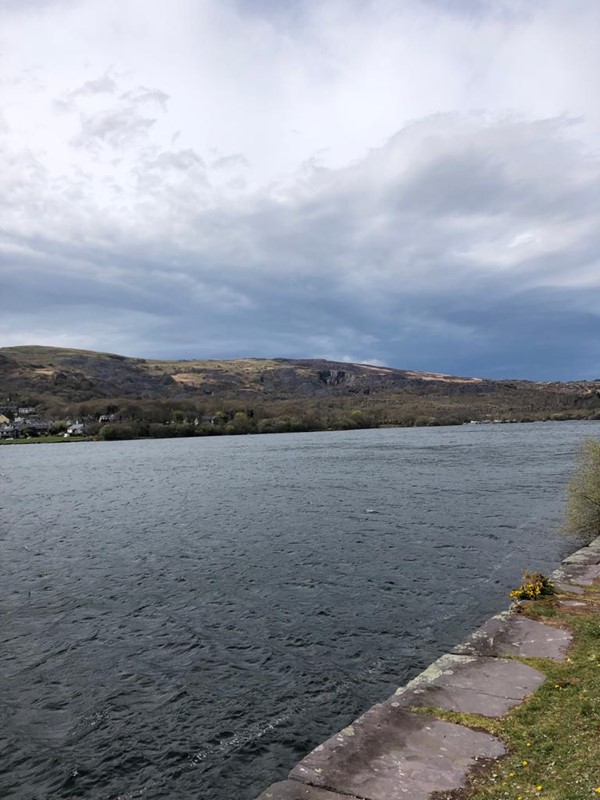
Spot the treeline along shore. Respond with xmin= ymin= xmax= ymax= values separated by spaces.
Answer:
xmin=1 ymin=345 xmax=599 ymax=442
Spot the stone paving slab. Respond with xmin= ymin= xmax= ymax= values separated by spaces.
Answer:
xmin=553 ymin=566 xmax=584 ymax=585
xmin=571 ymin=563 xmax=600 ymax=585
xmin=555 ymin=563 xmax=600 ymax=586
xmin=558 ymin=599 xmax=589 ymax=608
xmin=562 ymin=549 xmax=600 ymax=565
xmin=555 ymin=581 xmax=585 ymax=595
xmin=452 ymin=612 xmax=571 ymax=660
xmin=388 ymin=653 xmax=545 ymax=718
xmin=289 ymin=704 xmax=505 ymax=800
xmin=552 ymin=536 xmax=600 ymax=577
xmin=256 ymin=780 xmax=360 ymax=800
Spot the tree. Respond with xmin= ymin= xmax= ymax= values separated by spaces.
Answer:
xmin=98 ymin=423 xmax=136 ymax=441
xmin=225 ymin=411 xmax=255 ymax=434
xmin=566 ymin=438 xmax=600 ymax=538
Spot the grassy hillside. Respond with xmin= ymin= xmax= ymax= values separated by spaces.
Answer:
xmin=1 ymin=345 xmax=599 ymax=436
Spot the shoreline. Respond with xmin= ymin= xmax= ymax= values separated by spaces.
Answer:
xmin=2 ymin=417 xmax=599 ymax=447
xmin=256 ymin=536 xmax=600 ymax=800
xmin=0 ymin=435 xmax=92 ymax=445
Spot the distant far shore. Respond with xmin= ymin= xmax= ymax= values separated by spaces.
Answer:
xmin=2 ymin=416 xmax=599 ymax=446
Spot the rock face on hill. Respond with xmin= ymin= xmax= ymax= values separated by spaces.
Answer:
xmin=0 ymin=346 xmax=478 ymax=401
xmin=0 ymin=345 xmax=599 ymax=424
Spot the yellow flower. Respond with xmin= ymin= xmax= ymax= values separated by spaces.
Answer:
xmin=526 ymin=741 xmax=531 ymax=746
xmin=536 ymin=786 xmax=543 ymax=792
xmin=521 ymin=760 xmax=528 ymax=766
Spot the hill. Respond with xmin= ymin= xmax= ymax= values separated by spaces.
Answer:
xmin=1 ymin=345 xmax=599 ymax=436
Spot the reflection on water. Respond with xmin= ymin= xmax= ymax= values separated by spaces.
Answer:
xmin=1 ymin=421 xmax=597 ymax=799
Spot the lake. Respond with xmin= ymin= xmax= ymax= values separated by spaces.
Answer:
xmin=1 ymin=421 xmax=598 ymax=799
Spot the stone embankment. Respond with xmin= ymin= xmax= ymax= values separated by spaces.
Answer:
xmin=256 ymin=536 xmax=600 ymax=800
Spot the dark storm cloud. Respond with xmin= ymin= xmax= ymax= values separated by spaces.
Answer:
xmin=425 ymin=287 xmax=600 ymax=380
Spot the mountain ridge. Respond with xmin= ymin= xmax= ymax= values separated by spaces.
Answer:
xmin=1 ymin=345 xmax=599 ymax=432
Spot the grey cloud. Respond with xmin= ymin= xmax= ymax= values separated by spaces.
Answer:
xmin=141 ymin=149 xmax=205 ymax=173
xmin=121 ymin=86 xmax=170 ymax=111
xmin=426 ymin=287 xmax=600 ymax=380
xmin=420 ymin=0 xmax=527 ymax=20
xmin=54 ymin=72 xmax=118 ymax=112
xmin=211 ymin=154 xmax=250 ymax=170
xmin=2 ymin=113 xmax=600 ymax=378
xmin=0 ymin=0 xmax=70 ymax=12
xmin=304 ymin=116 xmax=599 ymax=226
xmin=131 ymin=149 xmax=209 ymax=210
xmin=57 ymin=77 xmax=168 ymax=151
xmin=72 ymin=106 xmax=156 ymax=151
xmin=71 ymin=73 xmax=117 ymax=98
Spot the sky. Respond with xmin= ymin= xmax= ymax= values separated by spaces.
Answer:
xmin=1 ymin=0 xmax=599 ymax=380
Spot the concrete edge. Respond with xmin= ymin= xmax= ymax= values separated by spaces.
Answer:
xmin=255 ymin=534 xmax=600 ymax=800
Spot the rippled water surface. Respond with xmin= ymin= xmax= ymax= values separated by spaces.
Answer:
xmin=1 ymin=422 xmax=599 ymax=799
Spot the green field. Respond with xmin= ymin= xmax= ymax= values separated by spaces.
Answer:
xmin=0 ymin=435 xmax=91 ymax=445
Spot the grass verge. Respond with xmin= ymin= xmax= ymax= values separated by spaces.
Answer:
xmin=423 ymin=586 xmax=600 ymax=800
xmin=0 ymin=435 xmax=92 ymax=445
